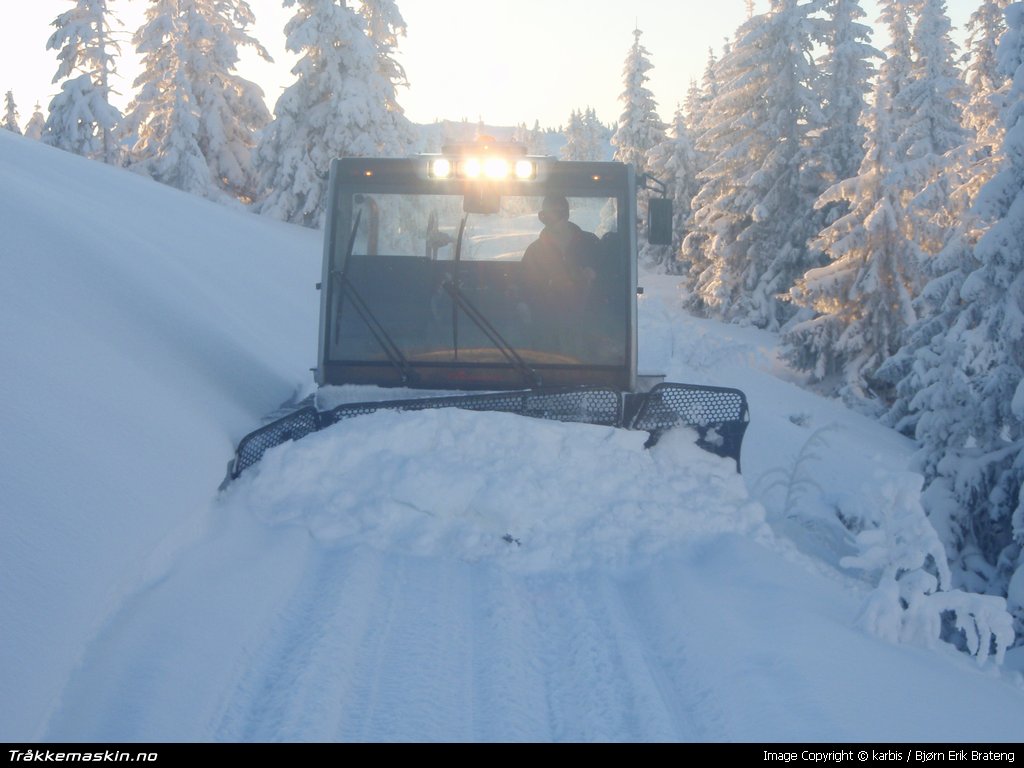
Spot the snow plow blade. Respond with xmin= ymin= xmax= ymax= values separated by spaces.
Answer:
xmin=229 ymin=383 xmax=749 ymax=481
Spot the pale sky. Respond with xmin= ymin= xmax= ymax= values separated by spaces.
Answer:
xmin=0 ymin=0 xmax=980 ymax=132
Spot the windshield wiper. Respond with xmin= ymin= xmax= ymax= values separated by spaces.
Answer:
xmin=333 ymin=209 xmax=417 ymax=385
xmin=445 ymin=215 xmax=542 ymax=388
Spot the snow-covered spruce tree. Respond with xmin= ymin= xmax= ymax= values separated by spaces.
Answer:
xmin=683 ymin=78 xmax=703 ymax=135
xmin=137 ymin=64 xmax=212 ymax=195
xmin=611 ymin=27 xmax=666 ymax=260
xmin=682 ymin=0 xmax=827 ymax=330
xmin=896 ymin=0 xmax=970 ymax=259
xmin=561 ymin=108 xmax=605 ymax=161
xmin=687 ymin=47 xmax=720 ymax=139
xmin=701 ymin=46 xmax=720 ymax=102
xmin=895 ymin=0 xmax=1024 ymax=638
xmin=511 ymin=121 xmax=529 ymax=150
xmin=561 ymin=109 xmax=584 ymax=160
xmin=255 ymin=0 xmax=404 ymax=227
xmin=43 ymin=0 xmax=122 ymax=163
xmin=515 ymin=119 xmax=547 ymax=156
xmin=125 ymin=2 xmax=201 ymax=194
xmin=798 ymin=0 xmax=879 ymax=324
xmin=879 ymin=1 xmax=1008 ymax=438
xmin=586 ymin=109 xmax=610 ymax=160
xmin=681 ymin=23 xmax=759 ymax=315
xmin=24 ymin=104 xmax=46 ymax=141
xmin=644 ymin=106 xmax=699 ymax=274
xmin=2 ymin=91 xmax=20 ymax=134
xmin=611 ymin=28 xmax=666 ymax=175
xmin=676 ymin=49 xmax=723 ymax=290
xmin=358 ymin=0 xmax=416 ymax=155
xmin=783 ymin=0 xmax=919 ymax=408
xmin=877 ymin=231 xmax=980 ymax=441
xmin=959 ymin=0 xmax=1011 ymax=202
xmin=126 ymin=0 xmax=272 ymax=203
xmin=811 ymin=0 xmax=879 ymax=206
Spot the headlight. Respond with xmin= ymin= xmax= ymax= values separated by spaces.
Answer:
xmin=514 ymin=160 xmax=536 ymax=180
xmin=461 ymin=158 xmax=482 ymax=179
xmin=483 ymin=157 xmax=509 ymax=180
xmin=429 ymin=158 xmax=453 ymax=179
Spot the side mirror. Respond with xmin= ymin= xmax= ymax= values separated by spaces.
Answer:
xmin=647 ymin=198 xmax=673 ymax=246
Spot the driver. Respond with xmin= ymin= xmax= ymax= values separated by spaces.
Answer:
xmin=519 ymin=195 xmax=604 ymax=357
xmin=521 ymin=195 xmax=600 ymax=294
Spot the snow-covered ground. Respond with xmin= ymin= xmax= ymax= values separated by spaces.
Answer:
xmin=3 ymin=130 xmax=1024 ymax=743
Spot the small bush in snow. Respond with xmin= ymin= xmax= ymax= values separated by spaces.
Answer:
xmin=756 ymin=425 xmax=836 ymax=520
xmin=841 ymin=472 xmax=1015 ymax=665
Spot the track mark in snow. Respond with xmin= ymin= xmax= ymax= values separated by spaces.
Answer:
xmin=620 ymin=541 xmax=852 ymax=741
xmin=327 ymin=552 xmax=477 ymax=742
xmin=467 ymin=571 xmax=554 ymax=741
xmin=210 ymin=546 xmax=386 ymax=742
xmin=527 ymin=573 xmax=687 ymax=742
xmin=615 ymin=567 xmax=733 ymax=741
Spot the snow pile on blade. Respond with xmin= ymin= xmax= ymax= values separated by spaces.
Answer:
xmin=219 ymin=407 xmax=769 ymax=572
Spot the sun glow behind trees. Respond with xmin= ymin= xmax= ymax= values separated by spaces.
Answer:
xmin=15 ymin=1 xmax=976 ymax=132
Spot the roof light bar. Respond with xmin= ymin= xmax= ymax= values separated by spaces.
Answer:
xmin=427 ymin=137 xmax=540 ymax=182
xmin=427 ymin=156 xmax=538 ymax=181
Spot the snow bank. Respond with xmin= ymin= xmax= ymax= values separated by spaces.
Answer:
xmin=220 ymin=407 xmax=768 ymax=573
xmin=0 ymin=131 xmax=320 ymax=740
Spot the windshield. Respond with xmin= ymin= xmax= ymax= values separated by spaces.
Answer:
xmin=350 ymin=193 xmax=617 ymax=261
xmin=327 ymin=191 xmax=628 ymax=385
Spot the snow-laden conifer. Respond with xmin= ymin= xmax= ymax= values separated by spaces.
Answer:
xmin=513 ymin=119 xmax=547 ymax=156
xmin=42 ymin=0 xmax=122 ymax=163
xmin=683 ymin=79 xmax=702 ymax=136
xmin=561 ymin=108 xmax=605 ymax=161
xmin=126 ymin=0 xmax=271 ymax=203
xmin=800 ymin=0 xmax=879 ymax=317
xmin=584 ymin=109 xmax=608 ymax=160
xmin=610 ymin=28 xmax=666 ymax=176
xmin=254 ymin=0 xmax=405 ymax=227
xmin=898 ymin=0 xmax=970 ymax=258
xmin=24 ymin=103 xmax=46 ymax=141
xmin=700 ymin=47 xmax=720 ymax=107
xmin=896 ymin=0 xmax=1024 ymax=638
xmin=814 ymin=0 xmax=879 ymax=193
xmin=783 ymin=0 xmax=917 ymax=406
xmin=681 ymin=21 xmax=760 ymax=316
xmin=880 ymin=1 xmax=1008 ymax=438
xmin=644 ymin=106 xmax=699 ymax=273
xmin=683 ymin=0 xmax=827 ymax=330
xmin=960 ymin=0 xmax=1011 ymax=200
xmin=611 ymin=27 xmax=667 ymax=259
xmin=561 ymin=109 xmax=584 ymax=160
xmin=2 ymin=91 xmax=20 ymax=135
xmin=683 ymin=46 xmax=721 ymax=143
xmin=678 ymin=48 xmax=723 ymax=271
xmin=359 ymin=0 xmax=416 ymax=154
